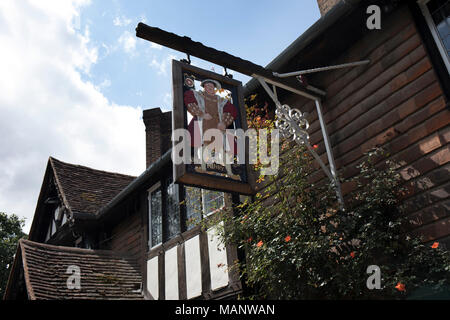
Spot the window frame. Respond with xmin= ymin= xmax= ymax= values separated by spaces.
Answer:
xmin=417 ymin=0 xmax=450 ymax=74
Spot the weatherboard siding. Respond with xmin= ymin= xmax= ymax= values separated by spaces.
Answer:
xmin=110 ymin=211 xmax=143 ymax=260
xmin=270 ymin=8 xmax=449 ymax=245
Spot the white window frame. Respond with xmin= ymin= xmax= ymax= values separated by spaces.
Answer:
xmin=148 ymin=182 xmax=162 ymax=249
xmin=418 ymin=0 xmax=450 ymax=74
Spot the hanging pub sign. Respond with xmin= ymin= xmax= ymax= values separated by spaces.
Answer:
xmin=171 ymin=60 xmax=256 ymax=195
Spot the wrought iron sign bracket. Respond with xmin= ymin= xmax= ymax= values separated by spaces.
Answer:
xmin=134 ymin=22 xmax=372 ymax=206
xmin=255 ymin=76 xmax=345 ymax=209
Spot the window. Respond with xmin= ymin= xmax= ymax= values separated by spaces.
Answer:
xmin=202 ymin=189 xmax=225 ymax=216
xmin=148 ymin=179 xmax=182 ymax=249
xmin=184 ymin=186 xmax=225 ymax=230
xmin=418 ymin=0 xmax=450 ymax=73
xmin=148 ymin=179 xmax=226 ymax=249
xmin=61 ymin=211 xmax=67 ymax=226
xmin=185 ymin=187 xmax=203 ymax=230
xmin=148 ymin=182 xmax=162 ymax=248
xmin=45 ymin=206 xmax=63 ymax=242
xmin=166 ymin=179 xmax=181 ymax=239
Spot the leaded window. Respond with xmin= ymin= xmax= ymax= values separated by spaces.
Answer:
xmin=148 ymin=183 xmax=162 ymax=248
xmin=166 ymin=178 xmax=181 ymax=239
xmin=148 ymin=180 xmax=225 ymax=250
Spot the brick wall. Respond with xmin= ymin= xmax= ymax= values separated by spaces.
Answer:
xmin=317 ymin=0 xmax=341 ymax=16
xmin=267 ymin=8 xmax=450 ymax=246
xmin=143 ymin=108 xmax=172 ymax=168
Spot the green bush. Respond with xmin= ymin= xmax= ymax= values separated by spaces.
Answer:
xmin=1 ymin=212 xmax=26 ymax=298
xmin=212 ymin=147 xmax=450 ymax=299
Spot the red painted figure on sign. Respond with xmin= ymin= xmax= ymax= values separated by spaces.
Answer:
xmin=183 ymin=79 xmax=238 ymax=175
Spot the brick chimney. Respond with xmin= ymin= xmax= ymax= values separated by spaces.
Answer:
xmin=317 ymin=0 xmax=341 ymax=16
xmin=143 ymin=108 xmax=172 ymax=168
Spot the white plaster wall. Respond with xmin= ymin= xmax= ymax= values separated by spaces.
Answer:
xmin=165 ymin=246 xmax=179 ymax=300
xmin=184 ymin=235 xmax=202 ymax=299
xmin=146 ymin=256 xmax=159 ymax=300
xmin=207 ymin=224 xmax=229 ymax=291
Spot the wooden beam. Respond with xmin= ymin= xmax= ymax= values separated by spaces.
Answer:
xmin=135 ymin=23 xmax=316 ymax=97
xmin=136 ymin=23 xmax=270 ymax=78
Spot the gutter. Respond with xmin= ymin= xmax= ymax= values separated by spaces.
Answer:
xmin=243 ymin=0 xmax=363 ymax=96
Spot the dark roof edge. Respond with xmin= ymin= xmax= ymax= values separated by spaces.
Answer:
xmin=27 ymin=160 xmax=53 ymax=241
xmin=19 ymin=239 xmax=138 ymax=259
xmin=94 ymin=149 xmax=172 ymax=219
xmin=49 ymin=156 xmax=137 ymax=180
xmin=3 ymin=243 xmax=23 ymax=300
xmin=18 ymin=239 xmax=35 ymax=300
xmin=49 ymin=157 xmax=73 ymax=215
xmin=243 ymin=0 xmax=363 ymax=96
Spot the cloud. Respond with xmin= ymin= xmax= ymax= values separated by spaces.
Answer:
xmin=0 ymin=0 xmax=145 ymax=232
xmin=118 ymin=30 xmax=137 ymax=54
xmin=97 ymin=78 xmax=112 ymax=90
xmin=163 ymin=92 xmax=172 ymax=109
xmin=149 ymin=54 xmax=178 ymax=75
xmin=113 ymin=15 xmax=132 ymax=27
xmin=150 ymin=42 xmax=162 ymax=50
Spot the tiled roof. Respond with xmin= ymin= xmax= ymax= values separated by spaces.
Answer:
xmin=49 ymin=157 xmax=136 ymax=216
xmin=19 ymin=239 xmax=144 ymax=300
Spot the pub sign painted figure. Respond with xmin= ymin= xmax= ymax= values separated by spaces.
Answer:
xmin=172 ymin=60 xmax=255 ymax=195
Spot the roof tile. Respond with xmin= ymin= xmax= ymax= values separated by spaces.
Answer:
xmin=20 ymin=240 xmax=144 ymax=300
xmin=49 ymin=157 xmax=136 ymax=216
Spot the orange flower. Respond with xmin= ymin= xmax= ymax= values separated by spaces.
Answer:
xmin=395 ymin=282 xmax=406 ymax=292
xmin=256 ymin=240 xmax=263 ymax=247
xmin=284 ymin=235 xmax=291 ymax=242
xmin=247 ymin=237 xmax=253 ymax=242
xmin=350 ymin=251 xmax=355 ymax=258
xmin=431 ymin=242 xmax=439 ymax=249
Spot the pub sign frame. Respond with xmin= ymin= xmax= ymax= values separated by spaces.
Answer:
xmin=172 ymin=60 xmax=256 ymax=195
